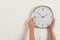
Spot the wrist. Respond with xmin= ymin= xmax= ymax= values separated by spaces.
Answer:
xmin=48 ymin=27 xmax=53 ymax=31
xmin=30 ymin=28 xmax=34 ymax=31
xmin=48 ymin=29 xmax=53 ymax=31
xmin=30 ymin=29 xmax=34 ymax=33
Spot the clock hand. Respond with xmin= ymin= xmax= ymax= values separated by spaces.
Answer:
xmin=44 ymin=13 xmax=49 ymax=17
xmin=37 ymin=12 xmax=45 ymax=18
xmin=37 ymin=12 xmax=42 ymax=17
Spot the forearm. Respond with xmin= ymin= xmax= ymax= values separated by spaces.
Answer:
xmin=29 ymin=29 xmax=35 ymax=40
xmin=49 ymin=30 xmax=56 ymax=40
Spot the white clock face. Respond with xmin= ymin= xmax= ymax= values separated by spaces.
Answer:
xmin=31 ymin=6 xmax=54 ymax=29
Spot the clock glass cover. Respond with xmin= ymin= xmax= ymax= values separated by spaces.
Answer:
xmin=31 ymin=5 xmax=54 ymax=29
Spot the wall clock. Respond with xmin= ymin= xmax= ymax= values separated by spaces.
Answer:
xmin=31 ymin=5 xmax=54 ymax=29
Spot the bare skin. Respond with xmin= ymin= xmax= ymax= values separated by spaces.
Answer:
xmin=48 ymin=20 xmax=56 ymax=40
xmin=28 ymin=18 xmax=56 ymax=40
xmin=28 ymin=18 xmax=35 ymax=40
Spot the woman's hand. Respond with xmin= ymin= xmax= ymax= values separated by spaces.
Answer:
xmin=48 ymin=19 xmax=56 ymax=40
xmin=48 ymin=19 xmax=55 ymax=30
xmin=28 ymin=18 xmax=35 ymax=30
xmin=28 ymin=18 xmax=35 ymax=40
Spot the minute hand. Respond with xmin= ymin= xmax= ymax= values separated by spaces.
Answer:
xmin=37 ymin=12 xmax=42 ymax=17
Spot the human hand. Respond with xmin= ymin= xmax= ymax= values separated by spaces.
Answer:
xmin=48 ymin=19 xmax=55 ymax=31
xmin=28 ymin=18 xmax=35 ymax=40
xmin=48 ymin=19 xmax=56 ymax=40
xmin=28 ymin=18 xmax=35 ymax=30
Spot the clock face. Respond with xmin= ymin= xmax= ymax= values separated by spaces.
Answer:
xmin=31 ymin=6 xmax=54 ymax=29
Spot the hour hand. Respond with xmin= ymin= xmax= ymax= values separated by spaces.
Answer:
xmin=44 ymin=13 xmax=48 ymax=17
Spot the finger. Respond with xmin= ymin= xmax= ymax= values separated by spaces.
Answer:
xmin=31 ymin=18 xmax=34 ymax=21
xmin=48 ymin=19 xmax=55 ymax=29
xmin=51 ymin=19 xmax=55 ymax=26
xmin=52 ymin=19 xmax=55 ymax=25
xmin=30 ymin=18 xmax=34 ymax=22
xmin=28 ymin=18 xmax=34 ymax=24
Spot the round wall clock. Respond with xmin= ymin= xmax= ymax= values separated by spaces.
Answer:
xmin=31 ymin=5 xmax=54 ymax=29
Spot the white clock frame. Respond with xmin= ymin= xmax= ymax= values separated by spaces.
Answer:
xmin=31 ymin=5 xmax=54 ymax=29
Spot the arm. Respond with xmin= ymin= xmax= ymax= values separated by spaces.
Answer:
xmin=49 ymin=30 xmax=56 ymax=40
xmin=29 ymin=28 xmax=35 ymax=40
xmin=28 ymin=18 xmax=35 ymax=40
xmin=49 ymin=20 xmax=56 ymax=40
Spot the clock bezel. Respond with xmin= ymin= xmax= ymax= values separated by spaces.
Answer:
xmin=31 ymin=5 xmax=54 ymax=29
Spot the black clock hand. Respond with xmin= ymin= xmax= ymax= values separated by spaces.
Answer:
xmin=37 ymin=12 xmax=42 ymax=17
xmin=44 ymin=13 xmax=49 ymax=17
